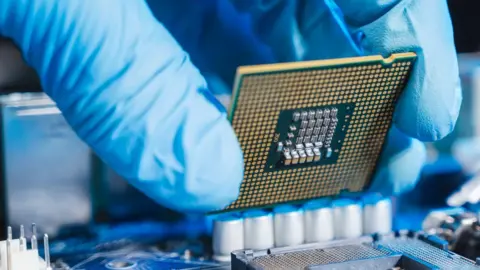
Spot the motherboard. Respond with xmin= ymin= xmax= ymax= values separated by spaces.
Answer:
xmin=4 ymin=53 xmax=479 ymax=270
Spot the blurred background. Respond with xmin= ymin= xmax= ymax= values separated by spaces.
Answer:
xmin=0 ymin=0 xmax=479 ymax=257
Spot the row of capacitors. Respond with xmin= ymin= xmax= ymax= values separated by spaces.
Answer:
xmin=281 ymin=142 xmax=332 ymax=165
xmin=212 ymin=194 xmax=392 ymax=262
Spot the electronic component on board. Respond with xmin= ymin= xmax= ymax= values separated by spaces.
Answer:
xmin=219 ymin=53 xmax=416 ymax=212
xmin=212 ymin=214 xmax=244 ymax=262
xmin=243 ymin=211 xmax=274 ymax=250
xmin=231 ymin=236 xmax=480 ymax=269
xmin=333 ymin=199 xmax=363 ymax=239
xmin=303 ymin=199 xmax=334 ymax=243
xmin=0 ymin=223 xmax=51 ymax=270
xmin=362 ymin=195 xmax=393 ymax=235
xmin=273 ymin=206 xmax=304 ymax=247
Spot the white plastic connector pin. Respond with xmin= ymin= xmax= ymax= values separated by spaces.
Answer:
xmin=0 ymin=223 xmax=45 ymax=270
xmin=6 ymin=238 xmax=12 ymax=270
xmin=18 ymin=225 xmax=26 ymax=252
xmin=30 ymin=224 xmax=37 ymax=250
xmin=7 ymin=226 xmax=12 ymax=241
xmin=44 ymin=234 xmax=51 ymax=270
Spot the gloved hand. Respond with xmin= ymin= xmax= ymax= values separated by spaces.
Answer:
xmin=151 ymin=0 xmax=461 ymax=195
xmin=0 ymin=0 xmax=461 ymax=212
xmin=0 ymin=0 xmax=244 ymax=212
xmin=335 ymin=0 xmax=461 ymax=194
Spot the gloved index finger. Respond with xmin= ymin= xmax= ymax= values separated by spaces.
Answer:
xmin=0 ymin=0 xmax=244 ymax=212
xmin=336 ymin=0 xmax=462 ymax=142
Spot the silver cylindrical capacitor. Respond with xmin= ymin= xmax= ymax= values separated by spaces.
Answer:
xmin=243 ymin=210 xmax=274 ymax=250
xmin=332 ymin=199 xmax=363 ymax=239
xmin=362 ymin=194 xmax=392 ymax=235
xmin=273 ymin=205 xmax=305 ymax=247
xmin=212 ymin=214 xmax=244 ymax=261
xmin=303 ymin=199 xmax=334 ymax=243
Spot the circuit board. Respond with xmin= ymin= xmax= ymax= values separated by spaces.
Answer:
xmin=221 ymin=53 xmax=416 ymax=212
xmin=42 ymin=221 xmax=225 ymax=269
xmin=64 ymin=250 xmax=224 ymax=270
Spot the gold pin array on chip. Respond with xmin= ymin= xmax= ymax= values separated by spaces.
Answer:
xmin=214 ymin=53 xmax=416 ymax=213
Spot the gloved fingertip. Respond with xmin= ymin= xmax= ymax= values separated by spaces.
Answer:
xmin=147 ymin=91 xmax=244 ymax=213
xmin=394 ymin=79 xmax=462 ymax=142
xmin=349 ymin=0 xmax=462 ymax=143
xmin=131 ymin=123 xmax=243 ymax=213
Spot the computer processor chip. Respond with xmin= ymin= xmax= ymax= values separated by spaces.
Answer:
xmin=219 ymin=53 xmax=416 ymax=212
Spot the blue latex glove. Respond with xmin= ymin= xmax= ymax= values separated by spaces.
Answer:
xmin=336 ymin=0 xmax=461 ymax=194
xmin=149 ymin=0 xmax=461 ymax=195
xmin=0 ymin=0 xmax=243 ymax=212
xmin=0 ymin=0 xmax=460 ymax=213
